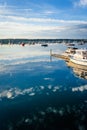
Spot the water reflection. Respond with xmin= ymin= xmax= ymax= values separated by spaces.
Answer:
xmin=0 ymin=44 xmax=87 ymax=130
xmin=66 ymin=61 xmax=87 ymax=79
xmin=1 ymin=102 xmax=87 ymax=130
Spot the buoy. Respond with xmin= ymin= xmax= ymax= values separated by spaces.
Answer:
xmin=21 ymin=43 xmax=25 ymax=46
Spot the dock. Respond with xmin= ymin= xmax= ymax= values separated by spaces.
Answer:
xmin=51 ymin=53 xmax=87 ymax=70
xmin=51 ymin=53 xmax=70 ymax=62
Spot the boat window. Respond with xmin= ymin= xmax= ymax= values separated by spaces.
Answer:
xmin=83 ymin=51 xmax=87 ymax=55
xmin=77 ymin=51 xmax=81 ymax=55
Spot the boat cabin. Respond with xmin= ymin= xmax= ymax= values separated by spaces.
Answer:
xmin=74 ymin=49 xmax=87 ymax=59
xmin=65 ymin=47 xmax=77 ymax=54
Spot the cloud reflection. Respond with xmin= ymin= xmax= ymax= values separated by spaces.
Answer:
xmin=0 ymin=83 xmax=87 ymax=100
xmin=7 ymin=103 xmax=87 ymax=130
xmin=72 ymin=85 xmax=87 ymax=92
xmin=0 ymin=44 xmax=59 ymax=70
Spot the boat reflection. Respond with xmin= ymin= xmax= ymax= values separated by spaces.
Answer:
xmin=66 ymin=61 xmax=87 ymax=79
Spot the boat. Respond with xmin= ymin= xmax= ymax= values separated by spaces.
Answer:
xmin=41 ymin=43 xmax=48 ymax=47
xmin=70 ymin=49 xmax=87 ymax=66
xmin=65 ymin=47 xmax=77 ymax=55
xmin=21 ymin=43 xmax=25 ymax=46
xmin=62 ymin=47 xmax=78 ymax=58
xmin=66 ymin=43 xmax=75 ymax=46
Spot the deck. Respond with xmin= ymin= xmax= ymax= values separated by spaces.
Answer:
xmin=51 ymin=53 xmax=70 ymax=62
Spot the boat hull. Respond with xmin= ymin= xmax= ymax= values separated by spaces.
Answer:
xmin=70 ymin=58 xmax=87 ymax=66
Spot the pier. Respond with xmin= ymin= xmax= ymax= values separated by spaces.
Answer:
xmin=51 ymin=52 xmax=87 ymax=70
xmin=51 ymin=53 xmax=70 ymax=62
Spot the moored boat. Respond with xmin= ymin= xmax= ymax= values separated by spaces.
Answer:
xmin=65 ymin=47 xmax=77 ymax=55
xmin=70 ymin=49 xmax=87 ymax=66
xmin=41 ymin=43 xmax=48 ymax=47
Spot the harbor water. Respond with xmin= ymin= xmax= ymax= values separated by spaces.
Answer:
xmin=0 ymin=43 xmax=87 ymax=130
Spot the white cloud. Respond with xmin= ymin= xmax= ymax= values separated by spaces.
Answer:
xmin=44 ymin=10 xmax=55 ymax=15
xmin=79 ymin=0 xmax=87 ymax=6
xmin=1 ymin=15 xmax=87 ymax=24
xmin=0 ymin=4 xmax=87 ymax=39
xmin=0 ymin=16 xmax=87 ymax=37
xmin=0 ymin=20 xmax=67 ymax=39
xmin=74 ymin=0 xmax=87 ymax=7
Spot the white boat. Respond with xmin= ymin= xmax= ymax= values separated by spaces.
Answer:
xmin=65 ymin=47 xmax=77 ymax=54
xmin=70 ymin=49 xmax=87 ymax=66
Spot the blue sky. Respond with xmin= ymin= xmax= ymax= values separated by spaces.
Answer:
xmin=0 ymin=0 xmax=87 ymax=39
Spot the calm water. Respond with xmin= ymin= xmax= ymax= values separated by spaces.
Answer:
xmin=0 ymin=43 xmax=87 ymax=130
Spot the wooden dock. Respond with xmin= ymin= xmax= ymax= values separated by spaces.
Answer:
xmin=51 ymin=53 xmax=87 ymax=70
xmin=51 ymin=54 xmax=70 ymax=62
